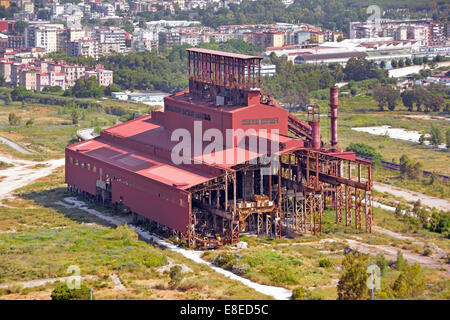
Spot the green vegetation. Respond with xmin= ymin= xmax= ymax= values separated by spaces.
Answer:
xmin=98 ymin=40 xmax=260 ymax=93
xmin=337 ymin=253 xmax=370 ymax=300
xmin=291 ymin=287 xmax=322 ymax=300
xmin=345 ymin=143 xmax=383 ymax=160
xmin=0 ymin=169 xmax=272 ymax=300
xmin=51 ymin=284 xmax=92 ymax=300
xmin=135 ymin=0 xmax=448 ymax=36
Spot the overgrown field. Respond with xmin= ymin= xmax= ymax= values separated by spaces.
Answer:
xmin=0 ymin=168 xmax=271 ymax=300
xmin=0 ymin=92 xmax=154 ymax=160
xmin=202 ymin=207 xmax=450 ymax=299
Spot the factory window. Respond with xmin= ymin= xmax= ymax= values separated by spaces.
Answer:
xmin=87 ymin=163 xmax=91 ymax=171
xmin=242 ymin=118 xmax=278 ymax=126
xmin=70 ymin=157 xmax=73 ymax=164
xmin=93 ymin=166 xmax=96 ymax=173
xmin=74 ymin=159 xmax=79 ymax=166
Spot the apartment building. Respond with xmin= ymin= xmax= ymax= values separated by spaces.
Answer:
xmin=25 ymin=24 xmax=64 ymax=53
xmin=67 ymin=39 xmax=99 ymax=60
xmin=85 ymin=66 xmax=114 ymax=87
xmin=97 ymin=27 xmax=127 ymax=53
xmin=62 ymin=64 xmax=86 ymax=87
xmin=36 ymin=72 xmax=66 ymax=91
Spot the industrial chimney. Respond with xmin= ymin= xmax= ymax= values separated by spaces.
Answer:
xmin=330 ymin=86 xmax=339 ymax=149
xmin=307 ymin=105 xmax=321 ymax=149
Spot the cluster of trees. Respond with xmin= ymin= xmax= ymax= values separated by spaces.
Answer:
xmin=399 ymin=154 xmax=423 ymax=180
xmin=396 ymin=199 xmax=449 ymax=237
xmin=51 ymin=284 xmax=92 ymax=300
xmin=136 ymin=0 xmax=448 ymax=37
xmin=262 ymin=55 xmax=392 ymax=106
xmin=401 ymin=86 xmax=446 ymax=113
xmin=100 ymin=40 xmax=261 ymax=93
xmin=344 ymin=57 xmax=389 ymax=82
xmin=11 ymin=86 xmax=32 ymax=102
xmin=345 ymin=143 xmax=383 ymax=160
xmin=391 ymin=55 xmax=448 ymax=69
xmin=372 ymin=85 xmax=401 ymax=111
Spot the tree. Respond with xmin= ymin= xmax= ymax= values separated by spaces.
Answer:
xmin=71 ymin=109 xmax=81 ymax=125
xmin=373 ymin=86 xmax=388 ymax=111
xmin=375 ymin=253 xmax=388 ymax=276
xmin=429 ymin=125 xmax=443 ymax=147
xmin=396 ymin=251 xmax=405 ymax=271
xmin=13 ymin=21 xmax=28 ymax=35
xmin=123 ymin=21 xmax=135 ymax=34
xmin=391 ymin=60 xmax=398 ymax=68
xmin=72 ymin=77 xmax=105 ymax=98
xmin=401 ymin=90 xmax=415 ymax=112
xmin=51 ymin=284 xmax=92 ymax=300
xmin=8 ymin=112 xmax=20 ymax=126
xmin=398 ymin=59 xmax=404 ymax=67
xmin=385 ymin=87 xmax=400 ymax=111
xmin=418 ymin=133 xmax=426 ymax=145
xmin=11 ymin=86 xmax=31 ymax=101
xmin=169 ymin=265 xmax=183 ymax=288
xmin=392 ymin=262 xmax=425 ymax=298
xmin=337 ymin=253 xmax=370 ymax=300
xmin=379 ymin=60 xmax=386 ymax=69
xmin=372 ymin=86 xmax=398 ymax=111
xmin=343 ymin=57 xmax=378 ymax=81
xmin=405 ymin=58 xmax=412 ymax=66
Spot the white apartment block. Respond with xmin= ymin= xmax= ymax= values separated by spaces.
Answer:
xmin=25 ymin=24 xmax=64 ymax=53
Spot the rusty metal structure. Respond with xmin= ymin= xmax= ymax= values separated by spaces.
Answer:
xmin=65 ymin=48 xmax=373 ymax=249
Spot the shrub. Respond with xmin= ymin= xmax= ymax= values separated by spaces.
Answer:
xmin=318 ymin=258 xmax=332 ymax=268
xmin=213 ymin=253 xmax=236 ymax=268
xmin=375 ymin=253 xmax=388 ymax=275
xmin=142 ymin=253 xmax=167 ymax=268
xmin=169 ymin=265 xmax=184 ymax=288
xmin=6 ymin=284 xmax=23 ymax=294
xmin=177 ymin=279 xmax=204 ymax=292
xmin=51 ymin=284 xmax=92 ymax=300
xmin=231 ymin=262 xmax=250 ymax=275
xmin=110 ymin=224 xmax=138 ymax=241
xmin=345 ymin=143 xmax=383 ymax=160
xmin=392 ymin=262 xmax=425 ymax=298
xmin=423 ymin=247 xmax=432 ymax=257
xmin=292 ymin=287 xmax=322 ymax=300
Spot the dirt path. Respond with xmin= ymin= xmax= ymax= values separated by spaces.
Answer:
xmin=346 ymin=238 xmax=449 ymax=273
xmin=0 ymin=136 xmax=32 ymax=154
xmin=0 ymin=153 xmax=64 ymax=200
xmin=373 ymin=182 xmax=450 ymax=212
xmin=372 ymin=226 xmax=448 ymax=260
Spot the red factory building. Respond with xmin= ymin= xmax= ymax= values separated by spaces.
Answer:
xmin=66 ymin=48 xmax=373 ymax=248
